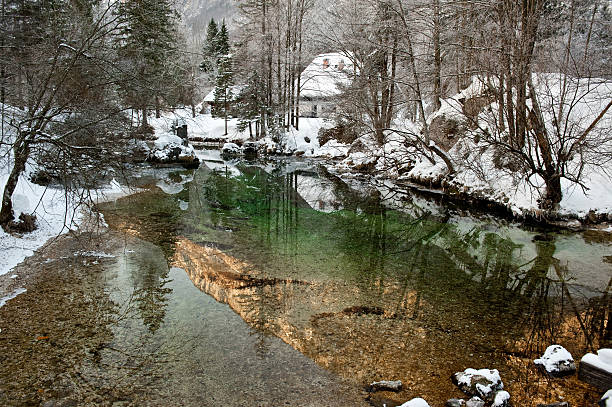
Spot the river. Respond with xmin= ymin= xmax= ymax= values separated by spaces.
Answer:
xmin=1 ymin=153 xmax=610 ymax=406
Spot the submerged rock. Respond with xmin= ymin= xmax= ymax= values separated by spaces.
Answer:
xmin=452 ymin=368 xmax=503 ymax=401
xmin=446 ymin=399 xmax=465 ymax=407
xmin=399 ymin=398 xmax=430 ymax=407
xmin=368 ymin=380 xmax=403 ymax=392
xmin=534 ymin=345 xmax=576 ymax=377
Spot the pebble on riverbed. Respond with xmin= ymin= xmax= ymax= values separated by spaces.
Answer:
xmin=368 ymin=379 xmax=403 ymax=392
xmin=534 ymin=345 xmax=576 ymax=377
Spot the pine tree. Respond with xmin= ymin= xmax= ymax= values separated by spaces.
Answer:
xmin=235 ymin=72 xmax=266 ymax=139
xmin=212 ymin=53 xmax=233 ymax=135
xmin=216 ymin=21 xmax=230 ymax=56
xmin=116 ymin=0 xmax=180 ymax=127
xmin=200 ymin=19 xmax=219 ymax=73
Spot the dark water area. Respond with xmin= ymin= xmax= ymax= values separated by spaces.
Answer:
xmin=97 ymin=157 xmax=611 ymax=406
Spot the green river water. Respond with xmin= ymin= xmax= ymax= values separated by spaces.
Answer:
xmin=95 ymin=157 xmax=611 ymax=406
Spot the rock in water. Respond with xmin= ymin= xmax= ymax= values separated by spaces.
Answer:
xmin=491 ymin=391 xmax=511 ymax=407
xmin=446 ymin=399 xmax=466 ymax=407
xmin=465 ymin=397 xmax=485 ymax=407
xmin=368 ymin=380 xmax=403 ymax=392
xmin=221 ymin=142 xmax=241 ymax=159
xmin=534 ymin=345 xmax=576 ymax=377
xmin=242 ymin=141 xmax=258 ymax=159
xmin=452 ymin=368 xmax=504 ymax=401
xmin=399 ymin=398 xmax=430 ymax=407
xmin=599 ymin=389 xmax=612 ymax=407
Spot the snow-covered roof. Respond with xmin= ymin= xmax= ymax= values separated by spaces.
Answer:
xmin=299 ymin=53 xmax=354 ymax=99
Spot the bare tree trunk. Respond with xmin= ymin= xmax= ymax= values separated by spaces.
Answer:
xmin=432 ymin=0 xmax=442 ymax=111
xmin=0 ymin=135 xmax=29 ymax=228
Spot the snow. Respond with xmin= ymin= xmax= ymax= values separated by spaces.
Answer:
xmin=77 ymin=251 xmax=116 ymax=258
xmin=492 ymin=391 xmax=510 ymax=407
xmin=222 ymin=142 xmax=241 ymax=154
xmin=385 ymin=75 xmax=612 ymax=219
xmin=0 ymin=287 xmax=27 ymax=308
xmin=601 ymin=389 xmax=612 ymax=407
xmin=581 ymin=349 xmax=612 ymax=373
xmin=534 ymin=345 xmax=575 ymax=373
xmin=398 ymin=398 xmax=430 ymax=407
xmin=300 ymin=52 xmax=354 ymax=99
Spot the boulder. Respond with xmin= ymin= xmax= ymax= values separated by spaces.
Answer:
xmin=368 ymin=380 xmax=403 ymax=392
xmin=242 ymin=141 xmax=258 ymax=159
xmin=429 ymin=114 xmax=466 ymax=151
xmin=446 ymin=399 xmax=466 ymax=407
xmin=534 ymin=345 xmax=576 ymax=377
xmin=452 ymin=368 xmax=503 ymax=401
xmin=221 ymin=142 xmax=241 ymax=159
xmin=148 ymin=133 xmax=199 ymax=168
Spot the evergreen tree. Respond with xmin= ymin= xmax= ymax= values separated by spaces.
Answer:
xmin=235 ymin=72 xmax=266 ymax=139
xmin=200 ymin=19 xmax=219 ymax=73
xmin=116 ymin=0 xmax=180 ymax=127
xmin=216 ymin=21 xmax=230 ymax=56
xmin=212 ymin=53 xmax=233 ymax=135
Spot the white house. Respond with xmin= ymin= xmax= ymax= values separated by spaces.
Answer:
xmin=299 ymin=52 xmax=354 ymax=118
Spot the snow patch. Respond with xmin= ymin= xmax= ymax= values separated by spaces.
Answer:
xmin=398 ymin=398 xmax=430 ymax=407
xmin=0 ymin=287 xmax=27 ymax=308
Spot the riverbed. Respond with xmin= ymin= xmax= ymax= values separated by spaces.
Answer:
xmin=1 ymin=154 xmax=610 ymax=406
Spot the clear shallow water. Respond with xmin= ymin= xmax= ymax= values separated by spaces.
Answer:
xmin=99 ymin=239 xmax=368 ymax=406
xmin=100 ymin=159 xmax=612 ymax=406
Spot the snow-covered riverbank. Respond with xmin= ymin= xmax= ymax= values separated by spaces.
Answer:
xmin=150 ymin=105 xmax=612 ymax=225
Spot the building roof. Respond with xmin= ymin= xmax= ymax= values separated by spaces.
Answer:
xmin=299 ymin=52 xmax=354 ymax=99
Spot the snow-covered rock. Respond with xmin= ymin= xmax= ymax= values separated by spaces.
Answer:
xmin=465 ymin=397 xmax=485 ymax=407
xmin=534 ymin=345 xmax=576 ymax=377
xmin=491 ymin=390 xmax=510 ymax=407
xmin=221 ymin=142 xmax=241 ymax=158
xmin=581 ymin=349 xmax=612 ymax=373
xmin=368 ymin=380 xmax=402 ymax=392
xmin=242 ymin=141 xmax=258 ymax=158
xmin=399 ymin=398 xmax=430 ymax=407
xmin=148 ymin=133 xmax=199 ymax=168
xmin=452 ymin=368 xmax=504 ymax=401
xmin=599 ymin=389 xmax=612 ymax=407
xmin=446 ymin=399 xmax=465 ymax=407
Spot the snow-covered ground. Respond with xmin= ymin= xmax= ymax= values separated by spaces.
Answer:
xmin=0 ymin=172 xmax=135 ymax=278
xmin=149 ymin=108 xmax=341 ymax=157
